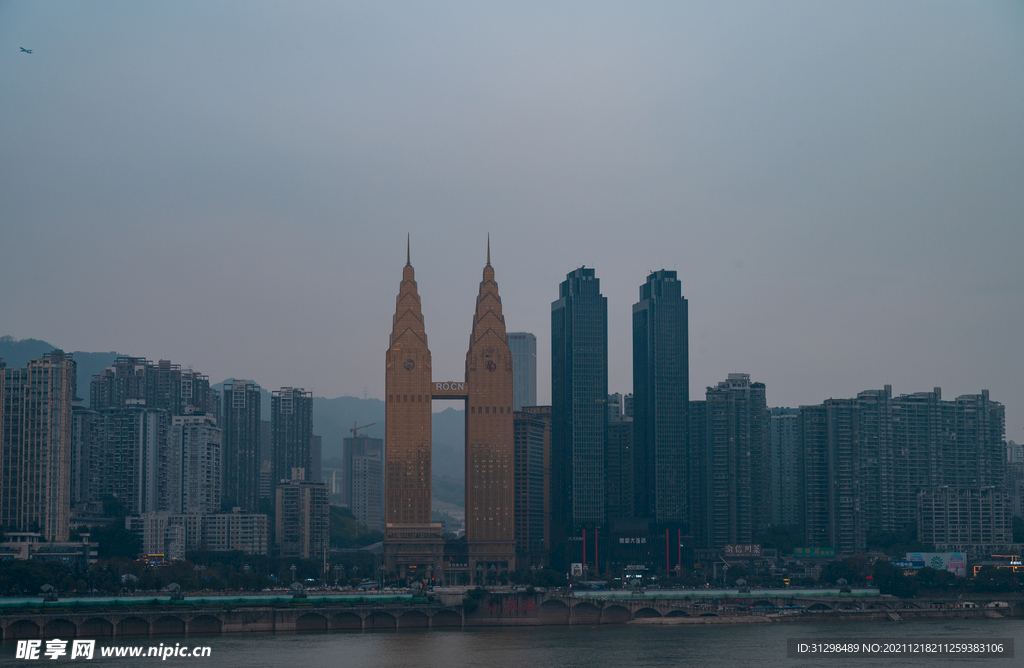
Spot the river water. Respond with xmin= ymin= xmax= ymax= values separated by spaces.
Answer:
xmin=2 ymin=618 xmax=1020 ymax=667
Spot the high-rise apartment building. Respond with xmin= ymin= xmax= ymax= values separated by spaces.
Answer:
xmin=0 ymin=351 xmax=75 ymax=541
xmin=950 ymin=391 xmax=1005 ymax=490
xmin=632 ymin=270 xmax=688 ymax=527
xmin=890 ymin=388 xmax=947 ymax=533
xmin=271 ymin=387 xmax=313 ymax=487
xmin=507 ymin=332 xmax=537 ymax=411
xmin=514 ymin=406 xmax=550 ymax=567
xmin=800 ymin=399 xmax=864 ymax=556
xmin=343 ymin=434 xmax=384 ymax=531
xmin=888 ymin=388 xmax=1006 ymax=534
xmin=91 ymin=357 xmax=217 ymax=416
xmin=551 ymin=267 xmax=608 ymax=568
xmin=86 ymin=356 xmax=220 ymax=515
xmin=93 ymin=405 xmax=169 ymax=515
xmin=275 ymin=468 xmax=329 ymax=560
xmin=70 ymin=402 xmax=99 ymax=505
xmin=790 ymin=386 xmax=1007 ymax=554
xmin=698 ymin=374 xmax=768 ymax=548
xmin=222 ymin=381 xmax=262 ymax=512
xmin=174 ymin=414 xmax=222 ymax=514
xmin=770 ymin=407 xmax=801 ymax=528
xmin=855 ymin=387 xmax=894 ymax=536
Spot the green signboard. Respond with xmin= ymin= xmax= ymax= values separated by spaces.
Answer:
xmin=794 ymin=547 xmax=835 ymax=559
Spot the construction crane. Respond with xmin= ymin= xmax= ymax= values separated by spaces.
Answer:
xmin=351 ymin=422 xmax=376 ymax=439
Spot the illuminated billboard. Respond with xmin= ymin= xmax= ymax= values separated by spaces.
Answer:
xmin=906 ymin=552 xmax=967 ymax=577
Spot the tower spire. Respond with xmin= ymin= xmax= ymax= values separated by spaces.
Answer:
xmin=406 ymin=233 xmax=410 ymax=266
xmin=487 ymin=234 xmax=491 ymax=266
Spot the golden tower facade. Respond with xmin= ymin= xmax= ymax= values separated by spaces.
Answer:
xmin=464 ymin=240 xmax=517 ymax=575
xmin=383 ymin=239 xmax=443 ymax=578
xmin=383 ymin=237 xmax=516 ymax=584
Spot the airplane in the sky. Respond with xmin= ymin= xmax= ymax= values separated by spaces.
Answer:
xmin=20 ymin=47 xmax=32 ymax=54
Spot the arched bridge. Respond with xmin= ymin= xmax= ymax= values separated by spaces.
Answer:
xmin=2 ymin=592 xmax=1021 ymax=639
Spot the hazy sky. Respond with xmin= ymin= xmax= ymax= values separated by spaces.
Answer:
xmin=2 ymin=2 xmax=1022 ymax=437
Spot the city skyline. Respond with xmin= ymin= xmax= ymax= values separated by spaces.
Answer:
xmin=1 ymin=2 xmax=1021 ymax=440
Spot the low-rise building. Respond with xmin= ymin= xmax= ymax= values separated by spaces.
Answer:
xmin=919 ymin=486 xmax=1017 ymax=559
xmin=127 ymin=509 xmax=269 ymax=558
xmin=0 ymin=532 xmax=98 ymax=566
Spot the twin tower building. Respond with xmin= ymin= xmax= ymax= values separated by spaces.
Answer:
xmin=384 ymin=237 xmax=515 ymax=582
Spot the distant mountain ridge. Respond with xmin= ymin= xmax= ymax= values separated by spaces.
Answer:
xmin=0 ymin=335 xmax=119 ymax=401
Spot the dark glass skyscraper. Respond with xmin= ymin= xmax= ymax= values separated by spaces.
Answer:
xmin=271 ymin=387 xmax=313 ymax=487
xmin=632 ymin=270 xmax=688 ymax=527
xmin=551 ymin=267 xmax=607 ymax=568
xmin=222 ymin=380 xmax=262 ymax=512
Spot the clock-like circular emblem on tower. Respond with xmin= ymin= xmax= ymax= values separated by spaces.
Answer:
xmin=485 ymin=360 xmax=496 ymax=372
xmin=403 ymin=358 xmax=415 ymax=371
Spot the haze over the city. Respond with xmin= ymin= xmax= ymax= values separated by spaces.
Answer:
xmin=1 ymin=1 xmax=1022 ymax=436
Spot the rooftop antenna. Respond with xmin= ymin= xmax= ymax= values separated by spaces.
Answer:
xmin=406 ymin=233 xmax=410 ymax=265
xmin=486 ymin=233 xmax=491 ymax=265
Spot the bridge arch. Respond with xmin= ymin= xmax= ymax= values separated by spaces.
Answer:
xmin=330 ymin=612 xmax=363 ymax=630
xmin=538 ymin=599 xmax=569 ymax=624
xmin=152 ymin=616 xmax=186 ymax=635
xmin=188 ymin=615 xmax=222 ymax=634
xmin=295 ymin=613 xmax=328 ymax=631
xmin=79 ymin=618 xmax=113 ymax=637
xmin=665 ymin=610 xmax=690 ymax=617
xmin=398 ymin=610 xmax=429 ymax=628
xmin=6 ymin=620 xmax=39 ymax=639
xmin=571 ymin=602 xmax=601 ymax=624
xmin=634 ymin=607 xmax=662 ymax=618
xmin=807 ymin=603 xmax=832 ymax=611
xmin=602 ymin=605 xmax=631 ymax=624
xmin=41 ymin=619 xmax=77 ymax=638
xmin=431 ymin=609 xmax=462 ymax=627
xmin=366 ymin=611 xmax=396 ymax=630
xmin=117 ymin=617 xmax=150 ymax=636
